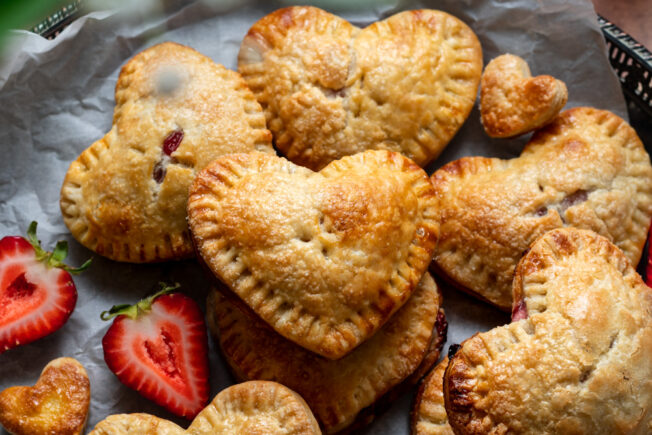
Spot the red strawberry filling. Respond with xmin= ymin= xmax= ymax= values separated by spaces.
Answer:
xmin=153 ymin=129 xmax=184 ymax=184
xmin=163 ymin=130 xmax=184 ymax=156
xmin=511 ymin=298 xmax=528 ymax=321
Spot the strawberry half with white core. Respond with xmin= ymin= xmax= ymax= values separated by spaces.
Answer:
xmin=101 ymin=283 xmax=210 ymax=419
xmin=0 ymin=222 xmax=90 ymax=353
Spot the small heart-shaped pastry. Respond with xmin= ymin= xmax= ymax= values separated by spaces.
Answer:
xmin=188 ymin=150 xmax=438 ymax=359
xmin=432 ymin=107 xmax=652 ymax=309
xmin=90 ymin=381 xmax=321 ymax=434
xmin=444 ymin=228 xmax=652 ymax=434
xmin=60 ymin=42 xmax=273 ymax=263
xmin=480 ymin=54 xmax=568 ymax=138
xmin=0 ymin=357 xmax=90 ymax=435
xmin=238 ymin=6 xmax=482 ymax=170
xmin=207 ymin=273 xmax=446 ymax=433
xmin=412 ymin=357 xmax=453 ymax=435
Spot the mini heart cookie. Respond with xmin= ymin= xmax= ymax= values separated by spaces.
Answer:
xmin=0 ymin=357 xmax=90 ymax=435
xmin=90 ymin=381 xmax=321 ymax=434
xmin=207 ymin=273 xmax=446 ymax=433
xmin=412 ymin=357 xmax=453 ymax=435
xmin=432 ymin=107 xmax=652 ymax=309
xmin=480 ymin=54 xmax=568 ymax=138
xmin=444 ymin=228 xmax=652 ymax=434
xmin=188 ymin=150 xmax=438 ymax=359
xmin=60 ymin=42 xmax=273 ymax=263
xmin=238 ymin=6 xmax=482 ymax=170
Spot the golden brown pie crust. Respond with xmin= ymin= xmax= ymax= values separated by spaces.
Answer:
xmin=480 ymin=54 xmax=567 ymax=138
xmin=90 ymin=381 xmax=321 ymax=434
xmin=238 ymin=6 xmax=482 ymax=170
xmin=432 ymin=107 xmax=652 ymax=309
xmin=444 ymin=228 xmax=652 ymax=434
xmin=207 ymin=273 xmax=444 ymax=434
xmin=0 ymin=357 xmax=90 ymax=435
xmin=411 ymin=357 xmax=454 ymax=435
xmin=60 ymin=42 xmax=273 ymax=262
xmin=188 ymin=150 xmax=438 ymax=359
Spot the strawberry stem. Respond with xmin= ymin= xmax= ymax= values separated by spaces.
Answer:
xmin=26 ymin=221 xmax=92 ymax=273
xmin=101 ymin=282 xmax=181 ymax=321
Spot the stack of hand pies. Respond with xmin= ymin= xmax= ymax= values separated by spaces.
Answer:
xmin=1 ymin=5 xmax=647 ymax=435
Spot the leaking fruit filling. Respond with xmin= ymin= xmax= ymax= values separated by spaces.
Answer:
xmin=511 ymin=298 xmax=528 ymax=321
xmin=153 ymin=129 xmax=184 ymax=184
xmin=163 ymin=130 xmax=184 ymax=156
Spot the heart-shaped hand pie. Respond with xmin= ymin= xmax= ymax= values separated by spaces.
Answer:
xmin=238 ymin=6 xmax=482 ymax=170
xmin=444 ymin=228 xmax=652 ymax=434
xmin=188 ymin=150 xmax=438 ymax=359
xmin=412 ymin=357 xmax=453 ymax=435
xmin=60 ymin=42 xmax=273 ymax=263
xmin=480 ymin=54 xmax=568 ymax=138
xmin=0 ymin=357 xmax=90 ymax=435
xmin=90 ymin=381 xmax=321 ymax=434
xmin=432 ymin=107 xmax=652 ymax=309
xmin=207 ymin=273 xmax=446 ymax=433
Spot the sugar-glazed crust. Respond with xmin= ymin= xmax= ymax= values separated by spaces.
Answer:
xmin=90 ymin=381 xmax=321 ymax=434
xmin=480 ymin=54 xmax=567 ymax=138
xmin=207 ymin=273 xmax=444 ymax=433
xmin=60 ymin=42 xmax=273 ymax=262
xmin=444 ymin=228 xmax=652 ymax=434
xmin=238 ymin=6 xmax=482 ymax=170
xmin=412 ymin=357 xmax=454 ymax=435
xmin=189 ymin=150 xmax=438 ymax=359
xmin=432 ymin=107 xmax=652 ymax=309
xmin=0 ymin=357 xmax=90 ymax=435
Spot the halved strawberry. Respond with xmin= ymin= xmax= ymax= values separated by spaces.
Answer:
xmin=101 ymin=283 xmax=210 ymax=419
xmin=0 ymin=222 xmax=90 ymax=353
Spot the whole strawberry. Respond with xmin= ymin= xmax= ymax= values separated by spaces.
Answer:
xmin=0 ymin=222 xmax=90 ymax=353
xmin=101 ymin=283 xmax=210 ymax=419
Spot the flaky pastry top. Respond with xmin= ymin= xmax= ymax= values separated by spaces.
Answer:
xmin=90 ymin=381 xmax=320 ymax=435
xmin=60 ymin=42 xmax=272 ymax=262
xmin=444 ymin=228 xmax=652 ymax=434
xmin=480 ymin=54 xmax=567 ymax=138
xmin=412 ymin=357 xmax=454 ymax=435
xmin=207 ymin=273 xmax=443 ymax=433
xmin=238 ymin=6 xmax=482 ymax=170
xmin=189 ymin=150 xmax=438 ymax=359
xmin=0 ymin=357 xmax=90 ymax=435
xmin=432 ymin=107 xmax=652 ymax=309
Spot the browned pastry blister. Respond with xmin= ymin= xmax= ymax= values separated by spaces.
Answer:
xmin=444 ymin=228 xmax=652 ymax=434
xmin=207 ymin=273 xmax=446 ymax=434
xmin=188 ymin=150 xmax=438 ymax=359
xmin=238 ymin=6 xmax=482 ymax=170
xmin=480 ymin=54 xmax=567 ymax=138
xmin=60 ymin=42 xmax=273 ymax=262
xmin=411 ymin=357 xmax=454 ymax=435
xmin=432 ymin=107 xmax=652 ymax=310
xmin=90 ymin=381 xmax=321 ymax=434
xmin=0 ymin=357 xmax=91 ymax=435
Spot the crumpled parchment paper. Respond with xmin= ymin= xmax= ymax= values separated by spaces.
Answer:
xmin=0 ymin=0 xmax=627 ymax=432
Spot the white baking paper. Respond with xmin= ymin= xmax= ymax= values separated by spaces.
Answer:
xmin=0 ymin=0 xmax=627 ymax=433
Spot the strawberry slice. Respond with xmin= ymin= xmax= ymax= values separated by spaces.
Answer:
xmin=0 ymin=222 xmax=90 ymax=353
xmin=101 ymin=283 xmax=210 ymax=419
